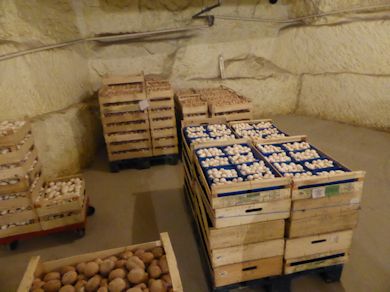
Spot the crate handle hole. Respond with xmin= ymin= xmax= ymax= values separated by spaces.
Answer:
xmin=242 ymin=266 xmax=257 ymax=272
xmin=311 ymin=239 xmax=327 ymax=244
xmin=245 ymin=208 xmax=262 ymax=213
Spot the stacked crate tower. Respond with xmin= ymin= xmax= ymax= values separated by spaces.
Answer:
xmin=0 ymin=121 xmax=43 ymax=239
xmin=181 ymin=120 xmax=291 ymax=288
xmin=99 ymin=74 xmax=152 ymax=163
xmin=146 ymin=77 xmax=179 ymax=157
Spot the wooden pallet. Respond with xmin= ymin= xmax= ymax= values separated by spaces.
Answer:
xmin=17 ymin=232 xmax=183 ymax=292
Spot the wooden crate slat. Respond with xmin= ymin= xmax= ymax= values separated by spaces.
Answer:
xmin=287 ymin=209 xmax=359 ymax=238
xmin=284 ymin=249 xmax=349 ymax=274
xmin=152 ymin=146 xmax=178 ymax=156
xmin=0 ymin=121 xmax=31 ymax=147
xmin=108 ymin=140 xmax=152 ymax=152
xmin=102 ymin=73 xmax=144 ymax=85
xmin=101 ymin=112 xmax=149 ymax=124
xmin=0 ymin=134 xmax=34 ymax=165
xmin=214 ymin=256 xmax=283 ymax=287
xmin=108 ymin=149 xmax=153 ymax=161
xmin=284 ymin=230 xmax=354 ymax=259
xmin=0 ymin=148 xmax=38 ymax=180
xmin=105 ymin=131 xmax=150 ymax=143
xmin=103 ymin=121 xmax=150 ymax=134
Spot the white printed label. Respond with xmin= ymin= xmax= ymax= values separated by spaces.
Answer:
xmin=350 ymin=198 xmax=360 ymax=204
xmin=139 ymin=99 xmax=149 ymax=110
xmin=312 ymin=187 xmax=326 ymax=199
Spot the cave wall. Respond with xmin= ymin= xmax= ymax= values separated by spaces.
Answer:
xmin=0 ymin=0 xmax=101 ymax=179
xmin=0 ymin=0 xmax=389 ymax=179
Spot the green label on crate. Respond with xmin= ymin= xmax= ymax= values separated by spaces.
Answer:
xmin=325 ymin=185 xmax=340 ymax=197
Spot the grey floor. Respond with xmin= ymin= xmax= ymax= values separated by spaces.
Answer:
xmin=0 ymin=115 xmax=389 ymax=292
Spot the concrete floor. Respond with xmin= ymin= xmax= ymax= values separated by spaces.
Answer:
xmin=0 ymin=115 xmax=389 ymax=292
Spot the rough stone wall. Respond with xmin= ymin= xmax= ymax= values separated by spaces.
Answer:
xmin=0 ymin=0 xmax=101 ymax=179
xmin=0 ymin=0 xmax=389 ymax=178
xmin=83 ymin=0 xmax=390 ymax=130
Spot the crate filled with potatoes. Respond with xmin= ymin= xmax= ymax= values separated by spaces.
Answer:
xmin=18 ymin=232 xmax=183 ymax=292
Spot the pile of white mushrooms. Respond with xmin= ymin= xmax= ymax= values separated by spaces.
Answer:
xmin=0 ymin=120 xmax=26 ymax=137
xmin=37 ymin=177 xmax=83 ymax=204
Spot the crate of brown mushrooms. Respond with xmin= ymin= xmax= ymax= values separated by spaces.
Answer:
xmin=99 ymin=73 xmax=153 ymax=162
xmin=174 ymin=91 xmax=208 ymax=121
xmin=146 ymin=77 xmax=179 ymax=157
xmin=18 ymin=232 xmax=183 ymax=292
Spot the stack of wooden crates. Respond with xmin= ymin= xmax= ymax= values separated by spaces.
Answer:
xmin=182 ymin=120 xmax=290 ymax=287
xmin=0 ymin=120 xmax=89 ymax=246
xmin=0 ymin=121 xmax=43 ymax=239
xmin=182 ymin=119 xmax=365 ymax=289
xmin=99 ymin=74 xmax=152 ymax=162
xmin=146 ymin=77 xmax=178 ymax=157
xmin=99 ymin=74 xmax=178 ymax=169
xmin=174 ymin=86 xmax=252 ymax=123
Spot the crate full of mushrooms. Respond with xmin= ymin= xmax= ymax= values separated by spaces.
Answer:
xmin=0 ymin=175 xmax=44 ymax=238
xmin=0 ymin=120 xmax=42 ymax=195
xmin=18 ymin=232 xmax=183 ymax=292
xmin=256 ymin=140 xmax=353 ymax=179
xmin=34 ymin=175 xmax=86 ymax=229
xmin=183 ymin=123 xmax=235 ymax=147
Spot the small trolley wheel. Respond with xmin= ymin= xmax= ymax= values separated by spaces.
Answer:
xmin=110 ymin=162 xmax=120 ymax=173
xmin=87 ymin=206 xmax=96 ymax=217
xmin=75 ymin=228 xmax=86 ymax=238
xmin=8 ymin=240 xmax=19 ymax=251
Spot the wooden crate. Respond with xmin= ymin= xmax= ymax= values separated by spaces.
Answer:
xmin=0 ymin=147 xmax=39 ymax=182
xmin=284 ymin=249 xmax=349 ymax=274
xmin=254 ymin=137 xmax=365 ymax=238
xmin=39 ymin=196 xmax=87 ymax=231
xmin=0 ymin=174 xmax=43 ymax=212
xmin=184 ymin=177 xmax=283 ymax=287
xmin=229 ymin=119 xmax=306 ymax=144
xmin=0 ymin=133 xmax=34 ymax=166
xmin=34 ymin=174 xmax=86 ymax=219
xmin=191 ymin=139 xmax=291 ymax=228
xmin=17 ymin=232 xmax=183 ymax=292
xmin=284 ymin=230 xmax=353 ymax=274
xmin=108 ymin=148 xmax=153 ymax=161
xmin=0 ymin=121 xmax=31 ymax=147
xmin=152 ymin=145 xmax=178 ymax=156
xmin=197 ymin=87 xmax=252 ymax=122
xmin=102 ymin=73 xmax=144 ymax=86
xmin=0 ymin=159 xmax=42 ymax=195
xmin=175 ymin=93 xmax=208 ymax=120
